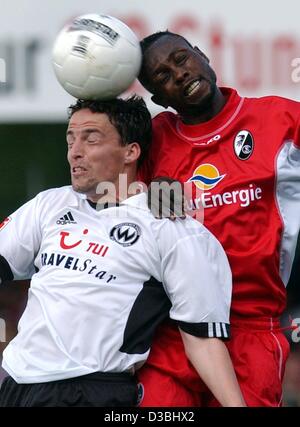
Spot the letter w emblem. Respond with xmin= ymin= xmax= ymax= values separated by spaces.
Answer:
xmin=110 ymin=222 xmax=141 ymax=247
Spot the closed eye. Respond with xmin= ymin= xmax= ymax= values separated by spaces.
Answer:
xmin=66 ymin=133 xmax=75 ymax=147
xmin=85 ymin=131 xmax=102 ymax=143
xmin=174 ymin=54 xmax=187 ymax=64
xmin=156 ymin=71 xmax=170 ymax=85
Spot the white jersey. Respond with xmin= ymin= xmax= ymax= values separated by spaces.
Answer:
xmin=0 ymin=187 xmax=232 ymax=384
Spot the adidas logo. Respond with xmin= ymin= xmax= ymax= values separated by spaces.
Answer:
xmin=56 ymin=211 xmax=77 ymax=225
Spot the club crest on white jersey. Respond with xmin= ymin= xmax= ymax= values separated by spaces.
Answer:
xmin=110 ymin=223 xmax=141 ymax=247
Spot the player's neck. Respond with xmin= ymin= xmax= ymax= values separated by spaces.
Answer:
xmin=180 ymin=87 xmax=226 ymax=125
xmin=87 ymin=173 xmax=142 ymax=204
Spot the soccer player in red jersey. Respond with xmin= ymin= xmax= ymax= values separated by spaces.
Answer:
xmin=136 ymin=31 xmax=300 ymax=407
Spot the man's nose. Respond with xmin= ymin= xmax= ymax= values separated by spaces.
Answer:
xmin=174 ymin=68 xmax=189 ymax=85
xmin=70 ymin=139 xmax=84 ymax=158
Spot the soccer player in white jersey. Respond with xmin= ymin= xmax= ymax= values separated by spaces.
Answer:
xmin=0 ymin=96 xmax=245 ymax=407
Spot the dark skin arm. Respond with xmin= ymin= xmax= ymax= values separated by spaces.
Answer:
xmin=147 ymin=176 xmax=186 ymax=220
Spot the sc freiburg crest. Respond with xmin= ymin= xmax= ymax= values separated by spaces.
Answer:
xmin=110 ymin=223 xmax=141 ymax=247
xmin=234 ymin=130 xmax=254 ymax=160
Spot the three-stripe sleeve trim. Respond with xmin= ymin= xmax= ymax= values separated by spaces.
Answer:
xmin=178 ymin=321 xmax=230 ymax=340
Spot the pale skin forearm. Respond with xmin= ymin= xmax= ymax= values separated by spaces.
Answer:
xmin=180 ymin=330 xmax=246 ymax=407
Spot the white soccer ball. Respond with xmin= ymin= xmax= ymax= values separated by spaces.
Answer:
xmin=52 ymin=14 xmax=142 ymax=100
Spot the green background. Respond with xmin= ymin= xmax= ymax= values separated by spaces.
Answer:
xmin=0 ymin=124 xmax=69 ymax=216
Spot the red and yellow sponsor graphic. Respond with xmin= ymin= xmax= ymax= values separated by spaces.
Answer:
xmin=189 ymin=164 xmax=226 ymax=190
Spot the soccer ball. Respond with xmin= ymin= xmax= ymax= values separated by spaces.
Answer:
xmin=52 ymin=14 xmax=142 ymax=100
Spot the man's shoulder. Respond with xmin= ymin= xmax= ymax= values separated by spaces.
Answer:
xmin=245 ymin=93 xmax=300 ymax=113
xmin=36 ymin=185 xmax=74 ymax=198
xmin=152 ymin=110 xmax=178 ymax=128
xmin=151 ymin=214 xmax=210 ymax=244
xmin=151 ymin=111 xmax=179 ymax=149
xmin=123 ymin=194 xmax=224 ymax=259
xmin=35 ymin=186 xmax=79 ymax=208
xmin=121 ymin=193 xmax=206 ymax=237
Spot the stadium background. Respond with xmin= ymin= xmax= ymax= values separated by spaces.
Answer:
xmin=0 ymin=0 xmax=299 ymax=406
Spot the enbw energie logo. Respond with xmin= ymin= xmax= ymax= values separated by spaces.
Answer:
xmin=189 ymin=164 xmax=226 ymax=190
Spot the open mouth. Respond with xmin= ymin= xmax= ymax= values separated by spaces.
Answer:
xmin=184 ymin=79 xmax=203 ymax=97
xmin=72 ymin=166 xmax=87 ymax=176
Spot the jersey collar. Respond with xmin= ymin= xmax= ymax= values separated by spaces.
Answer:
xmin=83 ymin=192 xmax=149 ymax=212
xmin=71 ymin=184 xmax=149 ymax=212
xmin=120 ymin=192 xmax=149 ymax=211
xmin=176 ymin=87 xmax=244 ymax=143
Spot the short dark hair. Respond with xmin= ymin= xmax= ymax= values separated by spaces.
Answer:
xmin=68 ymin=96 xmax=152 ymax=167
xmin=138 ymin=31 xmax=193 ymax=93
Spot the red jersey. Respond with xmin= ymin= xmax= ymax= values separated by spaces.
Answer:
xmin=140 ymin=87 xmax=300 ymax=318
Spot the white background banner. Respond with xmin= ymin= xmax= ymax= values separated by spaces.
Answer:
xmin=0 ymin=0 xmax=300 ymax=122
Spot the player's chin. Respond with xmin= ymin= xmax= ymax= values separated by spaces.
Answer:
xmin=187 ymin=81 xmax=214 ymax=105
xmin=71 ymin=180 xmax=89 ymax=194
xmin=189 ymin=88 xmax=216 ymax=113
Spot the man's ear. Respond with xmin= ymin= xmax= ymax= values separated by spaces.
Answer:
xmin=151 ymin=94 xmax=169 ymax=108
xmin=124 ymin=142 xmax=141 ymax=165
xmin=194 ymin=46 xmax=210 ymax=63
